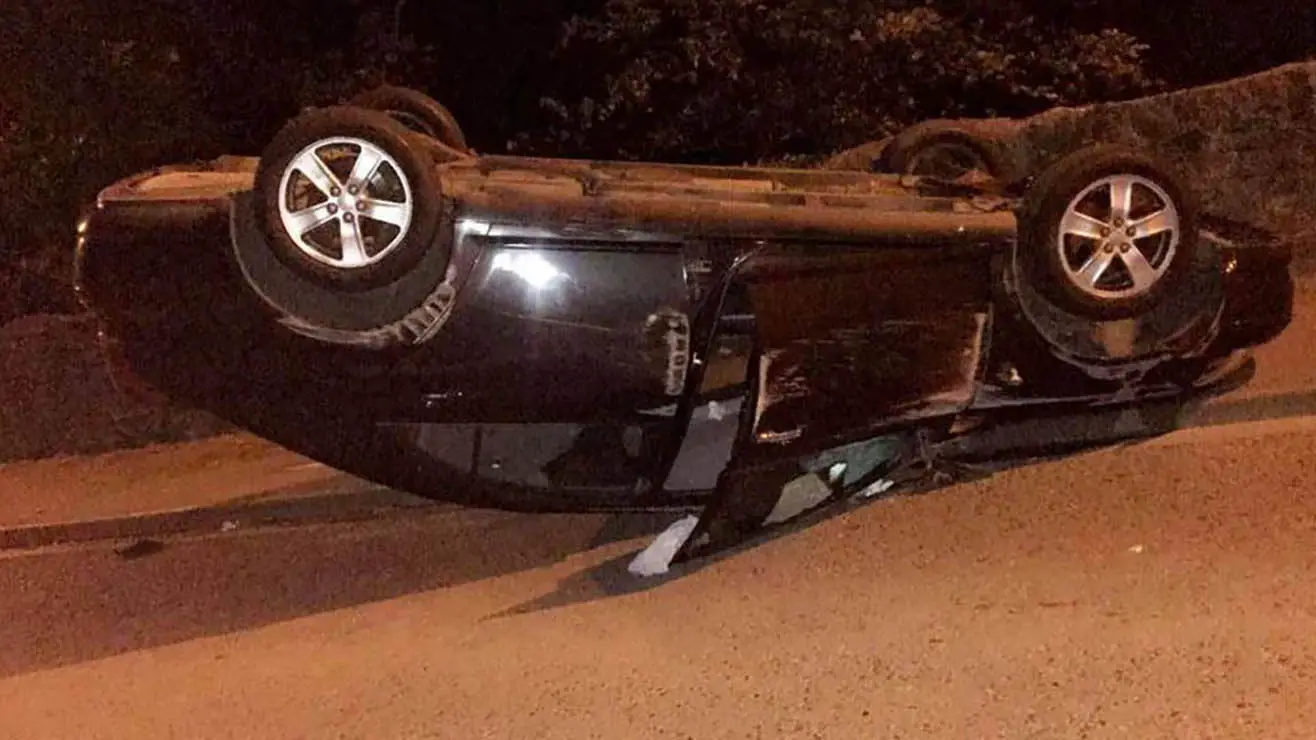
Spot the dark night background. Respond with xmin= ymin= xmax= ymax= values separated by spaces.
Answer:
xmin=1 ymin=0 xmax=1313 ymax=321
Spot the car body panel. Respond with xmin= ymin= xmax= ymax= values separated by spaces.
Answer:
xmin=385 ymin=239 xmax=694 ymax=422
xmin=732 ymin=244 xmax=995 ymax=459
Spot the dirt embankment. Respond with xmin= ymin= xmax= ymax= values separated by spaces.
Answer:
xmin=831 ymin=61 xmax=1316 ymax=243
xmin=4 ymin=62 xmax=1315 ymax=464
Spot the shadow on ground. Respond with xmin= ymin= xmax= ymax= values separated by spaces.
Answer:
xmin=484 ymin=457 xmax=1015 ymax=621
xmin=0 ymin=505 xmax=675 ymax=679
xmin=490 ymin=378 xmax=1316 ymax=620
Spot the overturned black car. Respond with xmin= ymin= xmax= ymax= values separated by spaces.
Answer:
xmin=75 ymin=88 xmax=1293 ymax=566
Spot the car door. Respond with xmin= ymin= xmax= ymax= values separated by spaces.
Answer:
xmin=737 ymin=241 xmax=995 ymax=457
xmin=670 ymin=236 xmax=1001 ymax=561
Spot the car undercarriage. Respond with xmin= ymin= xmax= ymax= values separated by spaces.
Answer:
xmin=73 ymin=89 xmax=1294 ymax=566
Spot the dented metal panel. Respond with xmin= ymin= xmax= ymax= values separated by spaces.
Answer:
xmin=660 ymin=241 xmax=998 ymax=563
xmin=749 ymin=315 xmax=988 ymax=450
xmin=735 ymin=245 xmax=995 ymax=459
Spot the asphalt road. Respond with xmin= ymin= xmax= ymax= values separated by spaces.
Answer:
xmin=4 ymin=271 xmax=1316 ymax=738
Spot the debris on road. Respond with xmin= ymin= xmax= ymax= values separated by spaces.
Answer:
xmin=764 ymin=474 xmax=833 ymax=525
xmin=114 ymin=539 xmax=165 ymax=560
xmin=628 ymin=515 xmax=700 ymax=577
xmin=857 ymin=478 xmax=896 ymax=500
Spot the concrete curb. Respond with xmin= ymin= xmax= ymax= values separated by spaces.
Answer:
xmin=0 ymin=486 xmax=439 ymax=552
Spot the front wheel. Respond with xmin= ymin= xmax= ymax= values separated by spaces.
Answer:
xmin=1015 ymin=146 xmax=1200 ymax=321
xmin=349 ymin=85 xmax=469 ymax=153
xmin=876 ymin=120 xmax=1009 ymax=180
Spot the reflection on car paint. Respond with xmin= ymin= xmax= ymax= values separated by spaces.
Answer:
xmin=489 ymin=250 xmax=567 ymax=289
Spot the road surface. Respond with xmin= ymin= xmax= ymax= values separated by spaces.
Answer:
xmin=3 ymin=272 xmax=1316 ymax=738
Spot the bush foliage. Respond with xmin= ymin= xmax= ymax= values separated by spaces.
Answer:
xmin=519 ymin=0 xmax=1157 ymax=162
xmin=3 ymin=0 xmax=1310 ymax=321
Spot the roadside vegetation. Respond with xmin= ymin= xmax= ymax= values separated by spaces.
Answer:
xmin=2 ymin=0 xmax=1311 ymax=323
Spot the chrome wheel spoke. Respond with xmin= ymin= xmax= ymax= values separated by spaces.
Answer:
xmin=1108 ymin=176 xmax=1135 ymax=223
xmin=359 ymin=199 xmax=408 ymax=227
xmin=348 ymin=146 xmax=385 ymax=188
xmin=1131 ymin=208 xmax=1176 ymax=239
xmin=1076 ymin=250 xmax=1117 ymax=288
xmin=285 ymin=202 xmax=337 ymax=239
xmin=291 ymin=149 xmax=341 ymax=197
xmin=1121 ymin=247 xmax=1158 ymax=292
xmin=1061 ymin=210 xmax=1108 ymax=241
xmin=339 ymin=217 xmax=368 ymax=266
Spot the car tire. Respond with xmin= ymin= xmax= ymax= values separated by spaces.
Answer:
xmin=876 ymin=120 xmax=1009 ymax=180
xmin=1015 ymin=145 xmax=1200 ymax=321
xmin=349 ymin=85 xmax=470 ymax=153
xmin=252 ymin=105 xmax=444 ymax=293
